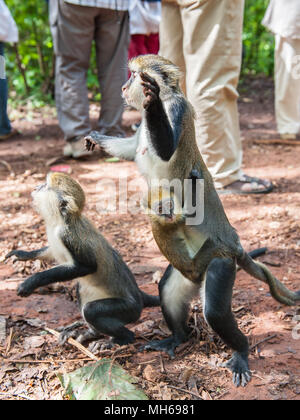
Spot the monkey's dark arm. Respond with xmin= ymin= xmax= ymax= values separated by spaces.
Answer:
xmin=140 ymin=72 xmax=184 ymax=161
xmin=17 ymin=263 xmax=96 ymax=297
xmin=6 ymin=247 xmax=52 ymax=262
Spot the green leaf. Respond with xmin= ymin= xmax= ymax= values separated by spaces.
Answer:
xmin=58 ymin=359 xmax=148 ymax=400
xmin=105 ymin=157 xmax=120 ymax=163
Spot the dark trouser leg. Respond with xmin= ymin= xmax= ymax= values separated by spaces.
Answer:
xmin=95 ymin=9 xmax=129 ymax=137
xmin=83 ymin=298 xmax=141 ymax=345
xmin=144 ymin=265 xmax=198 ymax=357
xmin=0 ymin=42 xmax=11 ymax=135
xmin=50 ymin=1 xmax=96 ymax=141
xmin=204 ymin=257 xmax=251 ymax=387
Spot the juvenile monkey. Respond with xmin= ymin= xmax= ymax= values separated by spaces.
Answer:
xmin=6 ymin=173 xmax=159 ymax=346
xmin=85 ymin=55 xmax=300 ymax=386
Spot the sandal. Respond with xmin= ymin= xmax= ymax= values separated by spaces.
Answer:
xmin=219 ymin=174 xmax=274 ymax=195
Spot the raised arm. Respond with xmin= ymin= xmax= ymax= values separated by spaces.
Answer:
xmin=140 ymin=72 xmax=186 ymax=162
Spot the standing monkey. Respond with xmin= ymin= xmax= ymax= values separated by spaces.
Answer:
xmin=6 ymin=173 xmax=159 ymax=346
xmin=85 ymin=55 xmax=300 ymax=386
xmin=144 ymin=187 xmax=300 ymax=386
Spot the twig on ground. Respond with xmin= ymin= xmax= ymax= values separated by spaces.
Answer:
xmin=167 ymin=384 xmax=203 ymax=400
xmin=250 ymin=334 xmax=277 ymax=350
xmin=44 ymin=327 xmax=99 ymax=361
xmin=5 ymin=328 xmax=13 ymax=356
xmin=253 ymin=138 xmax=300 ymax=146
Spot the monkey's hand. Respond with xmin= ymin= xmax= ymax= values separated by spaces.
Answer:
xmin=84 ymin=131 xmax=105 ymax=152
xmin=17 ymin=279 xmax=35 ymax=297
xmin=6 ymin=250 xmax=33 ymax=261
xmin=140 ymin=72 xmax=160 ymax=110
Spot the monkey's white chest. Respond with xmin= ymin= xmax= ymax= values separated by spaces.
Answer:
xmin=47 ymin=226 xmax=73 ymax=264
xmin=135 ymin=125 xmax=170 ymax=183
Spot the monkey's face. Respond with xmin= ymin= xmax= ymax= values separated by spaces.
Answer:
xmin=145 ymin=188 xmax=185 ymax=225
xmin=122 ymin=71 xmax=145 ymax=111
xmin=153 ymin=198 xmax=176 ymax=223
xmin=32 ymin=173 xmax=85 ymax=221
xmin=123 ymin=55 xmax=182 ymax=111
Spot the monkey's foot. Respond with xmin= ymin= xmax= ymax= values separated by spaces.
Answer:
xmin=88 ymin=337 xmax=131 ymax=354
xmin=57 ymin=321 xmax=85 ymax=345
xmin=111 ymin=330 xmax=135 ymax=346
xmin=142 ymin=336 xmax=183 ymax=358
xmin=222 ymin=352 xmax=251 ymax=387
xmin=88 ymin=340 xmax=114 ymax=353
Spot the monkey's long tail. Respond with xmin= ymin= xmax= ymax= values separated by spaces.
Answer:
xmin=247 ymin=247 xmax=268 ymax=260
xmin=238 ymin=252 xmax=300 ymax=306
xmin=140 ymin=291 xmax=160 ymax=307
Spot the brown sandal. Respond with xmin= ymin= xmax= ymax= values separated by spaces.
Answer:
xmin=219 ymin=174 xmax=274 ymax=195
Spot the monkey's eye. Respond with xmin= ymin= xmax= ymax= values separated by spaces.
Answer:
xmin=34 ymin=183 xmax=47 ymax=192
xmin=154 ymin=200 xmax=174 ymax=216
xmin=59 ymin=199 xmax=68 ymax=208
xmin=163 ymin=200 xmax=174 ymax=213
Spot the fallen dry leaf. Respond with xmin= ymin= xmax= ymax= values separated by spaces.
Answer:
xmin=24 ymin=335 xmax=45 ymax=350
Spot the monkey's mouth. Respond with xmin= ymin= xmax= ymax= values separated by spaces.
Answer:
xmin=160 ymin=213 xmax=175 ymax=222
xmin=122 ymin=91 xmax=136 ymax=107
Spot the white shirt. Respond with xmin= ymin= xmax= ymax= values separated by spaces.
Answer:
xmin=0 ymin=0 xmax=18 ymax=43
xmin=64 ymin=0 xmax=130 ymax=11
xmin=129 ymin=0 xmax=161 ymax=35
xmin=262 ymin=0 xmax=300 ymax=39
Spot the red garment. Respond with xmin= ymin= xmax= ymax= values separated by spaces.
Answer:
xmin=128 ymin=33 xmax=159 ymax=60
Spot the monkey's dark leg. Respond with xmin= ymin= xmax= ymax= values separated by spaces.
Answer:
xmin=204 ymin=257 xmax=251 ymax=387
xmin=144 ymin=265 xmax=198 ymax=358
xmin=83 ymin=298 xmax=142 ymax=345
xmin=6 ymin=247 xmax=50 ymax=261
xmin=17 ymin=263 xmax=96 ymax=297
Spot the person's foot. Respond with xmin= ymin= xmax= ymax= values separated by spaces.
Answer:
xmin=0 ymin=128 xmax=19 ymax=140
xmin=63 ymin=137 xmax=91 ymax=159
xmin=279 ymin=133 xmax=300 ymax=140
xmin=219 ymin=174 xmax=274 ymax=195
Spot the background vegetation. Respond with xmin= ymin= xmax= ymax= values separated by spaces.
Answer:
xmin=5 ymin=0 xmax=274 ymax=107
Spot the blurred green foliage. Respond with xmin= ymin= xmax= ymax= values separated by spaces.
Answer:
xmin=5 ymin=0 xmax=99 ymax=107
xmin=4 ymin=0 xmax=274 ymax=106
xmin=243 ymin=0 xmax=275 ymax=77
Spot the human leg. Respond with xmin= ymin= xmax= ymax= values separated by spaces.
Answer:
xmin=50 ymin=1 xmax=96 ymax=145
xmin=275 ymin=34 xmax=300 ymax=137
xmin=95 ymin=9 xmax=129 ymax=137
xmin=0 ymin=42 xmax=12 ymax=138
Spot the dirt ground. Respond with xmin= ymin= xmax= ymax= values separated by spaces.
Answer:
xmin=0 ymin=77 xmax=299 ymax=400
